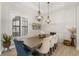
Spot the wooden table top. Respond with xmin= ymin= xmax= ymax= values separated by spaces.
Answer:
xmin=24 ymin=34 xmax=50 ymax=49
xmin=24 ymin=36 xmax=43 ymax=49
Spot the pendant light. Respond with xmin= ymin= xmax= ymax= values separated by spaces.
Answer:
xmin=46 ymin=2 xmax=51 ymax=24
xmin=36 ymin=2 xmax=43 ymax=21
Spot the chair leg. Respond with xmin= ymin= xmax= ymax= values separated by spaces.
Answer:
xmin=48 ymin=48 xmax=54 ymax=56
xmin=48 ymin=51 xmax=50 ymax=56
xmin=53 ymin=47 xmax=55 ymax=52
xmin=54 ymin=43 xmax=58 ymax=50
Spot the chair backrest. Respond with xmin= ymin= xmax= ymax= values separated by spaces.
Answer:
xmin=49 ymin=34 xmax=58 ymax=47
xmin=50 ymin=32 xmax=56 ymax=35
xmin=52 ymin=34 xmax=58 ymax=44
xmin=39 ymin=37 xmax=50 ymax=54
xmin=14 ymin=39 xmax=32 ymax=56
xmin=48 ymin=36 xmax=54 ymax=48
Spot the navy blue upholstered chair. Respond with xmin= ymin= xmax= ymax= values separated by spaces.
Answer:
xmin=14 ymin=39 xmax=32 ymax=56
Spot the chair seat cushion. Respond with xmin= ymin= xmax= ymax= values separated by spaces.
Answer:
xmin=24 ymin=47 xmax=31 ymax=52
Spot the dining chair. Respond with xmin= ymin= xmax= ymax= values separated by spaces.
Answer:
xmin=52 ymin=34 xmax=58 ymax=50
xmin=14 ymin=39 xmax=32 ymax=56
xmin=50 ymin=34 xmax=58 ymax=52
xmin=48 ymin=36 xmax=55 ymax=55
xmin=35 ymin=37 xmax=51 ymax=56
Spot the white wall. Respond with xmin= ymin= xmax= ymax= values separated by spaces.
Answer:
xmin=1 ymin=3 xmax=40 ymax=37
xmin=1 ymin=3 xmax=41 ymax=51
xmin=42 ymin=6 xmax=76 ymax=43
xmin=77 ymin=6 xmax=79 ymax=50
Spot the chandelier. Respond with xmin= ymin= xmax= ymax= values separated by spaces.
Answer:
xmin=36 ymin=2 xmax=53 ymax=24
xmin=36 ymin=2 xmax=43 ymax=21
xmin=45 ymin=2 xmax=51 ymax=24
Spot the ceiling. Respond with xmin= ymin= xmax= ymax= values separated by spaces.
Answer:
xmin=9 ymin=2 xmax=79 ymax=10
xmin=4 ymin=2 xmax=79 ymax=16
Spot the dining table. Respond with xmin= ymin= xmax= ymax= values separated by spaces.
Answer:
xmin=24 ymin=36 xmax=43 ymax=49
xmin=24 ymin=34 xmax=50 ymax=49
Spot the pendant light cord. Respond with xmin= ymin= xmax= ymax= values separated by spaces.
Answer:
xmin=38 ymin=2 xmax=40 ymax=15
xmin=39 ymin=2 xmax=40 ymax=12
xmin=48 ymin=2 xmax=50 ymax=19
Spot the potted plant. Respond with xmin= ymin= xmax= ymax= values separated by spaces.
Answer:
xmin=67 ymin=26 xmax=76 ymax=46
xmin=2 ymin=33 xmax=12 ymax=50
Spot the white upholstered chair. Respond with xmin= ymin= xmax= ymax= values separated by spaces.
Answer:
xmin=36 ymin=37 xmax=51 ymax=55
xmin=51 ymin=34 xmax=58 ymax=51
xmin=36 ymin=34 xmax=58 ymax=56
xmin=53 ymin=35 xmax=58 ymax=44
xmin=48 ymin=34 xmax=58 ymax=55
xmin=48 ymin=35 xmax=58 ymax=48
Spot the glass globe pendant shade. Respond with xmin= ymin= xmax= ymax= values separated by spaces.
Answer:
xmin=46 ymin=15 xmax=51 ymax=24
xmin=36 ymin=15 xmax=42 ymax=21
xmin=46 ymin=18 xmax=51 ymax=24
xmin=46 ymin=20 xmax=50 ymax=24
xmin=36 ymin=10 xmax=43 ymax=21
